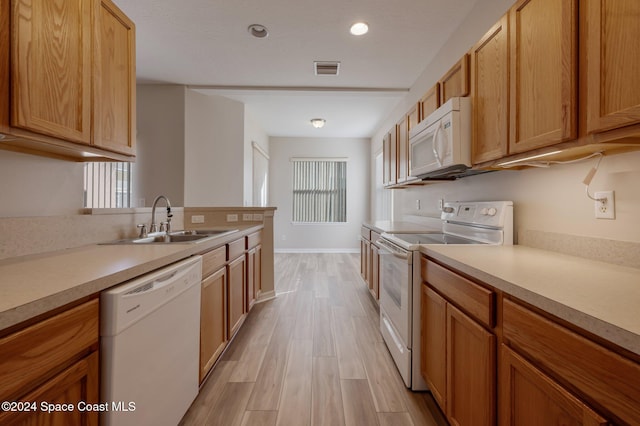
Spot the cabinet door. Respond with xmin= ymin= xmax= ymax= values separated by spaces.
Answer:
xmin=439 ymin=54 xmax=470 ymax=104
xmin=254 ymin=244 xmax=262 ymax=298
xmin=228 ymin=255 xmax=247 ymax=338
xmin=509 ymin=0 xmax=577 ymax=153
xmin=419 ymin=83 xmax=440 ymax=122
xmin=0 ymin=352 xmax=99 ymax=426
xmin=360 ymin=238 xmax=367 ymax=279
xmin=585 ymin=0 xmax=640 ymax=133
xmin=471 ymin=14 xmax=509 ymax=164
xmin=500 ymin=345 xmax=608 ymax=426
xmin=397 ymin=116 xmax=409 ymax=182
xmin=94 ymin=0 xmax=136 ymax=155
xmin=382 ymin=132 xmax=391 ymax=186
xmin=200 ymin=267 xmax=227 ymax=382
xmin=11 ymin=0 xmax=92 ymax=144
xmin=447 ymin=303 xmax=496 ymax=426
xmin=370 ymin=243 xmax=379 ymax=299
xmin=247 ymin=248 xmax=256 ymax=310
xmin=421 ymin=286 xmax=447 ymax=408
xmin=389 ymin=125 xmax=398 ymax=185
xmin=363 ymin=239 xmax=371 ymax=285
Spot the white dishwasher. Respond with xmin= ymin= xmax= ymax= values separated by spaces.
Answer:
xmin=101 ymin=255 xmax=202 ymax=426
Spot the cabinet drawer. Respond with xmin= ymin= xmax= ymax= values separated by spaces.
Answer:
xmin=227 ymin=238 xmax=245 ymax=261
xmin=202 ymin=246 xmax=226 ymax=278
xmin=246 ymin=231 xmax=262 ymax=249
xmin=503 ymin=298 xmax=640 ymax=425
xmin=422 ymin=259 xmax=495 ymax=328
xmin=361 ymin=226 xmax=371 ymax=240
xmin=0 ymin=299 xmax=99 ymax=400
xmin=370 ymin=231 xmax=381 ymax=245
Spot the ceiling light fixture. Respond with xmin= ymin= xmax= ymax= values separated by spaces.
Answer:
xmin=350 ymin=22 xmax=369 ymax=36
xmin=248 ymin=24 xmax=269 ymax=38
xmin=310 ymin=118 xmax=326 ymax=128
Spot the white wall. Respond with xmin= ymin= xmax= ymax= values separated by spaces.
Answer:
xmin=270 ymin=137 xmax=370 ymax=251
xmin=371 ymin=0 xmax=640 ymax=246
xmin=0 ymin=150 xmax=83 ymax=217
xmin=184 ymin=91 xmax=245 ymax=206
xmin=134 ymin=85 xmax=185 ymax=207
xmin=244 ymin=112 xmax=270 ymax=206
xmin=398 ymin=151 xmax=640 ymax=243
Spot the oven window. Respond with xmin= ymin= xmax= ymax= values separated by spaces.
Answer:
xmin=381 ymin=253 xmax=403 ymax=307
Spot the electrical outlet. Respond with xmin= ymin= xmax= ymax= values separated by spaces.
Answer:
xmin=416 ymin=199 xmax=421 ymax=210
xmin=242 ymin=213 xmax=253 ymax=221
xmin=594 ymin=190 xmax=615 ymax=219
xmin=226 ymin=214 xmax=238 ymax=222
xmin=191 ymin=215 xmax=205 ymax=224
xmin=253 ymin=213 xmax=263 ymax=221
xmin=438 ymin=199 xmax=444 ymax=211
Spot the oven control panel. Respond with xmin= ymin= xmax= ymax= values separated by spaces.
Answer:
xmin=441 ymin=201 xmax=513 ymax=228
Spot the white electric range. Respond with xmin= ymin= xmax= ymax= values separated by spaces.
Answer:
xmin=377 ymin=201 xmax=513 ymax=390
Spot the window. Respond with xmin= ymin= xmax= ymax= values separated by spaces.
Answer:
xmin=83 ymin=162 xmax=133 ymax=208
xmin=292 ymin=159 xmax=347 ymax=223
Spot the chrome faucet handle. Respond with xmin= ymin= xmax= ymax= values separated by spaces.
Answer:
xmin=137 ymin=224 xmax=148 ymax=238
xmin=159 ymin=222 xmax=170 ymax=233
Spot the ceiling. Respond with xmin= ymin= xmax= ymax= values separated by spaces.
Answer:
xmin=113 ymin=0 xmax=479 ymax=138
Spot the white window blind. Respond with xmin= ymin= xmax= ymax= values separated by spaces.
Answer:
xmin=83 ymin=162 xmax=132 ymax=208
xmin=292 ymin=159 xmax=347 ymax=223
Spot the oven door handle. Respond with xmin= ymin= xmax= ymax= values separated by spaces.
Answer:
xmin=377 ymin=238 xmax=410 ymax=260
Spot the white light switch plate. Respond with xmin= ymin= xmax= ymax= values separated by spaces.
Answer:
xmin=227 ymin=214 xmax=238 ymax=222
xmin=242 ymin=213 xmax=253 ymax=221
xmin=191 ymin=215 xmax=205 ymax=224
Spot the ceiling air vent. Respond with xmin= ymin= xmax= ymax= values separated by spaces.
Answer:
xmin=314 ymin=61 xmax=340 ymax=76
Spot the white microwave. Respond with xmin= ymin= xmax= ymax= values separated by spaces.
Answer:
xmin=409 ymin=97 xmax=471 ymax=180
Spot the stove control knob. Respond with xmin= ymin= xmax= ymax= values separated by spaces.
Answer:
xmin=487 ymin=207 xmax=498 ymax=216
xmin=480 ymin=208 xmax=488 ymax=215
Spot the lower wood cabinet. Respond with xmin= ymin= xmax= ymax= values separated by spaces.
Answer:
xmin=421 ymin=286 xmax=447 ymax=407
xmin=420 ymin=283 xmax=495 ymax=426
xmin=227 ymin=254 xmax=247 ymax=338
xmin=447 ymin=303 xmax=496 ymax=426
xmin=199 ymin=267 xmax=227 ymax=382
xmin=246 ymin=244 xmax=262 ymax=311
xmin=500 ymin=344 xmax=607 ymax=425
xmin=0 ymin=299 xmax=99 ymax=426
xmin=369 ymin=243 xmax=379 ymax=299
xmin=420 ymin=254 xmax=640 ymax=425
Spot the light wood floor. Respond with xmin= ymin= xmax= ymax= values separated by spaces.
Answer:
xmin=180 ymin=253 xmax=448 ymax=426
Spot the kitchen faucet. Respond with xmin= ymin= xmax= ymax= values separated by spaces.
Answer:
xmin=150 ymin=195 xmax=172 ymax=234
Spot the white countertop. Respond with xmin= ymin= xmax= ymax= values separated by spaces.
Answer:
xmin=0 ymin=226 xmax=262 ymax=331
xmin=422 ymin=245 xmax=640 ymax=356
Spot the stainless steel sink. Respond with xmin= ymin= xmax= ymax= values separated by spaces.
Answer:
xmin=102 ymin=229 xmax=238 ymax=245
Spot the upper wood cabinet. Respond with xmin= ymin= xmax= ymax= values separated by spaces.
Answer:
xmin=1 ymin=0 xmax=136 ymax=161
xmin=439 ymin=54 xmax=470 ymax=105
xmin=94 ymin=0 xmax=136 ymax=155
xmin=584 ymin=0 xmax=640 ymax=134
xmin=419 ymin=83 xmax=440 ymax=122
xmin=397 ymin=115 xmax=409 ymax=183
xmin=470 ymin=15 xmax=509 ymax=164
xmin=509 ymin=0 xmax=578 ymax=154
xmin=10 ymin=0 xmax=93 ymax=144
xmin=383 ymin=126 xmax=398 ymax=187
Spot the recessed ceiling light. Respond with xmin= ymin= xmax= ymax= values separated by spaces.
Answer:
xmin=310 ymin=118 xmax=326 ymax=128
xmin=350 ymin=22 xmax=369 ymax=36
xmin=248 ymin=24 xmax=269 ymax=38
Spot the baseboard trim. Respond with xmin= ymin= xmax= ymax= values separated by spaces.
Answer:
xmin=255 ymin=290 xmax=276 ymax=303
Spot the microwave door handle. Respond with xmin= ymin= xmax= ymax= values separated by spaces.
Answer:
xmin=432 ymin=121 xmax=443 ymax=166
